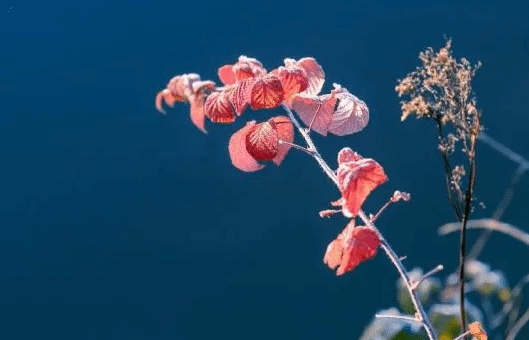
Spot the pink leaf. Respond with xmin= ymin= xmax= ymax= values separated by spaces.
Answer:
xmin=297 ymin=57 xmax=325 ymax=96
xmin=155 ymin=89 xmax=176 ymax=114
xmin=218 ymin=65 xmax=236 ymax=85
xmin=324 ymin=221 xmax=381 ymax=275
xmin=336 ymin=154 xmax=388 ymax=217
xmin=336 ymin=225 xmax=380 ymax=275
xmin=191 ymin=80 xmax=216 ymax=95
xmin=269 ymin=116 xmax=294 ymax=166
xmin=337 ymin=147 xmax=362 ymax=164
xmin=228 ymin=121 xmax=265 ymax=172
xmin=327 ymin=84 xmax=369 ymax=136
xmin=220 ymin=56 xmax=267 ymax=84
xmin=291 ymin=92 xmax=337 ymax=136
xmin=277 ymin=64 xmax=308 ymax=107
xmin=189 ymin=93 xmax=208 ymax=133
xmin=167 ymin=73 xmax=200 ymax=101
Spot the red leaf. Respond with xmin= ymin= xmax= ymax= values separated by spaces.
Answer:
xmin=155 ymin=89 xmax=176 ymax=114
xmin=229 ymin=78 xmax=255 ymax=115
xmin=218 ymin=65 xmax=236 ymax=85
xmin=228 ymin=121 xmax=265 ymax=172
xmin=234 ymin=55 xmax=267 ymax=81
xmin=324 ymin=221 xmax=380 ymax=275
xmin=189 ymin=93 xmax=208 ymax=133
xmin=191 ymin=80 xmax=216 ymax=95
xmin=291 ymin=92 xmax=337 ymax=136
xmin=336 ymin=153 xmax=388 ymax=217
xmin=269 ymin=116 xmax=294 ymax=166
xmin=297 ymin=57 xmax=325 ymax=96
xmin=204 ymin=91 xmax=236 ymax=123
xmin=219 ymin=56 xmax=267 ymax=85
xmin=246 ymin=121 xmax=279 ymax=161
xmin=155 ymin=73 xmax=203 ymax=113
xmin=339 ymin=225 xmax=380 ymax=275
xmin=167 ymin=73 xmax=201 ymax=101
xmin=323 ymin=237 xmax=344 ymax=270
xmin=337 ymin=147 xmax=362 ymax=164
xmin=249 ymin=75 xmax=284 ymax=110
xmin=327 ymin=84 xmax=369 ymax=136
xmin=277 ymin=64 xmax=308 ymax=107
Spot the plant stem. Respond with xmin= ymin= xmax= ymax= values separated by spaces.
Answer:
xmin=282 ymin=104 xmax=438 ymax=340
xmin=459 ymin=138 xmax=477 ymax=331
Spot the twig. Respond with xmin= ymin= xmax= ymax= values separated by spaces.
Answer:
xmin=505 ymin=306 xmax=529 ymax=340
xmin=375 ymin=313 xmax=420 ymax=323
xmin=282 ymin=104 xmax=438 ymax=340
xmin=453 ymin=331 xmax=471 ymax=340
xmin=468 ymin=164 xmax=528 ymax=259
xmin=411 ymin=265 xmax=444 ymax=290
xmin=479 ymin=132 xmax=529 ymax=169
xmin=439 ymin=218 xmax=529 ymax=247
xmin=278 ymin=139 xmax=315 ymax=156
xmin=492 ymin=272 xmax=529 ymax=329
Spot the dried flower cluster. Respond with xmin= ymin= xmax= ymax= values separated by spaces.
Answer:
xmin=396 ymin=39 xmax=484 ymax=333
xmin=396 ymin=39 xmax=482 ymax=165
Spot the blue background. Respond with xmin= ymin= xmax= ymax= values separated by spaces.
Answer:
xmin=1 ymin=0 xmax=528 ymax=339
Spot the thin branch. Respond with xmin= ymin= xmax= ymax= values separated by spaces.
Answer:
xmin=375 ymin=313 xmax=420 ymax=323
xmin=439 ymin=218 xmax=529 ymax=247
xmin=492 ymin=272 xmax=529 ymax=329
xmin=411 ymin=265 xmax=444 ymax=290
xmin=505 ymin=307 xmax=529 ymax=340
xmin=453 ymin=331 xmax=471 ymax=340
xmin=278 ymin=139 xmax=314 ymax=156
xmin=468 ymin=164 xmax=528 ymax=259
xmin=282 ymin=103 xmax=438 ymax=340
xmin=479 ymin=132 xmax=529 ymax=169
xmin=458 ymin=135 xmax=477 ymax=331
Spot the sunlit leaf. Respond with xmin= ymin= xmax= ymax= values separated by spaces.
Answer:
xmin=249 ymin=75 xmax=284 ymax=110
xmin=327 ymin=84 xmax=370 ymax=136
xmin=246 ymin=121 xmax=279 ymax=161
xmin=291 ymin=92 xmax=337 ymax=136
xmin=229 ymin=79 xmax=255 ymax=115
xmin=324 ymin=221 xmax=380 ymax=275
xmin=277 ymin=64 xmax=308 ymax=106
xmin=269 ymin=116 xmax=294 ymax=166
xmin=204 ymin=91 xmax=237 ymax=123
xmin=228 ymin=121 xmax=265 ymax=172
xmin=297 ymin=57 xmax=325 ymax=96
xmin=336 ymin=152 xmax=388 ymax=217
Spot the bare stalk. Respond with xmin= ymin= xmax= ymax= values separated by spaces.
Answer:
xmin=439 ymin=218 xmax=529 ymax=247
xmin=282 ymin=104 xmax=438 ymax=340
xmin=505 ymin=307 xmax=529 ymax=340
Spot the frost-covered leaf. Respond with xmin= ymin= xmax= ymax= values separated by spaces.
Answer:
xmin=327 ymin=84 xmax=369 ymax=136
xmin=277 ymin=64 xmax=308 ymax=106
xmin=324 ymin=221 xmax=380 ymax=275
xmin=336 ymin=152 xmax=388 ymax=217
xmin=291 ymin=92 xmax=337 ymax=135
xmin=228 ymin=121 xmax=265 ymax=172
xmin=204 ymin=91 xmax=237 ymax=123
xmin=269 ymin=116 xmax=294 ymax=166
xmin=249 ymin=75 xmax=284 ymax=110
xmin=297 ymin=57 xmax=325 ymax=96
xmin=246 ymin=121 xmax=279 ymax=161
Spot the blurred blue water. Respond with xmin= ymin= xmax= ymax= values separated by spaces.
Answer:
xmin=0 ymin=0 xmax=528 ymax=339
